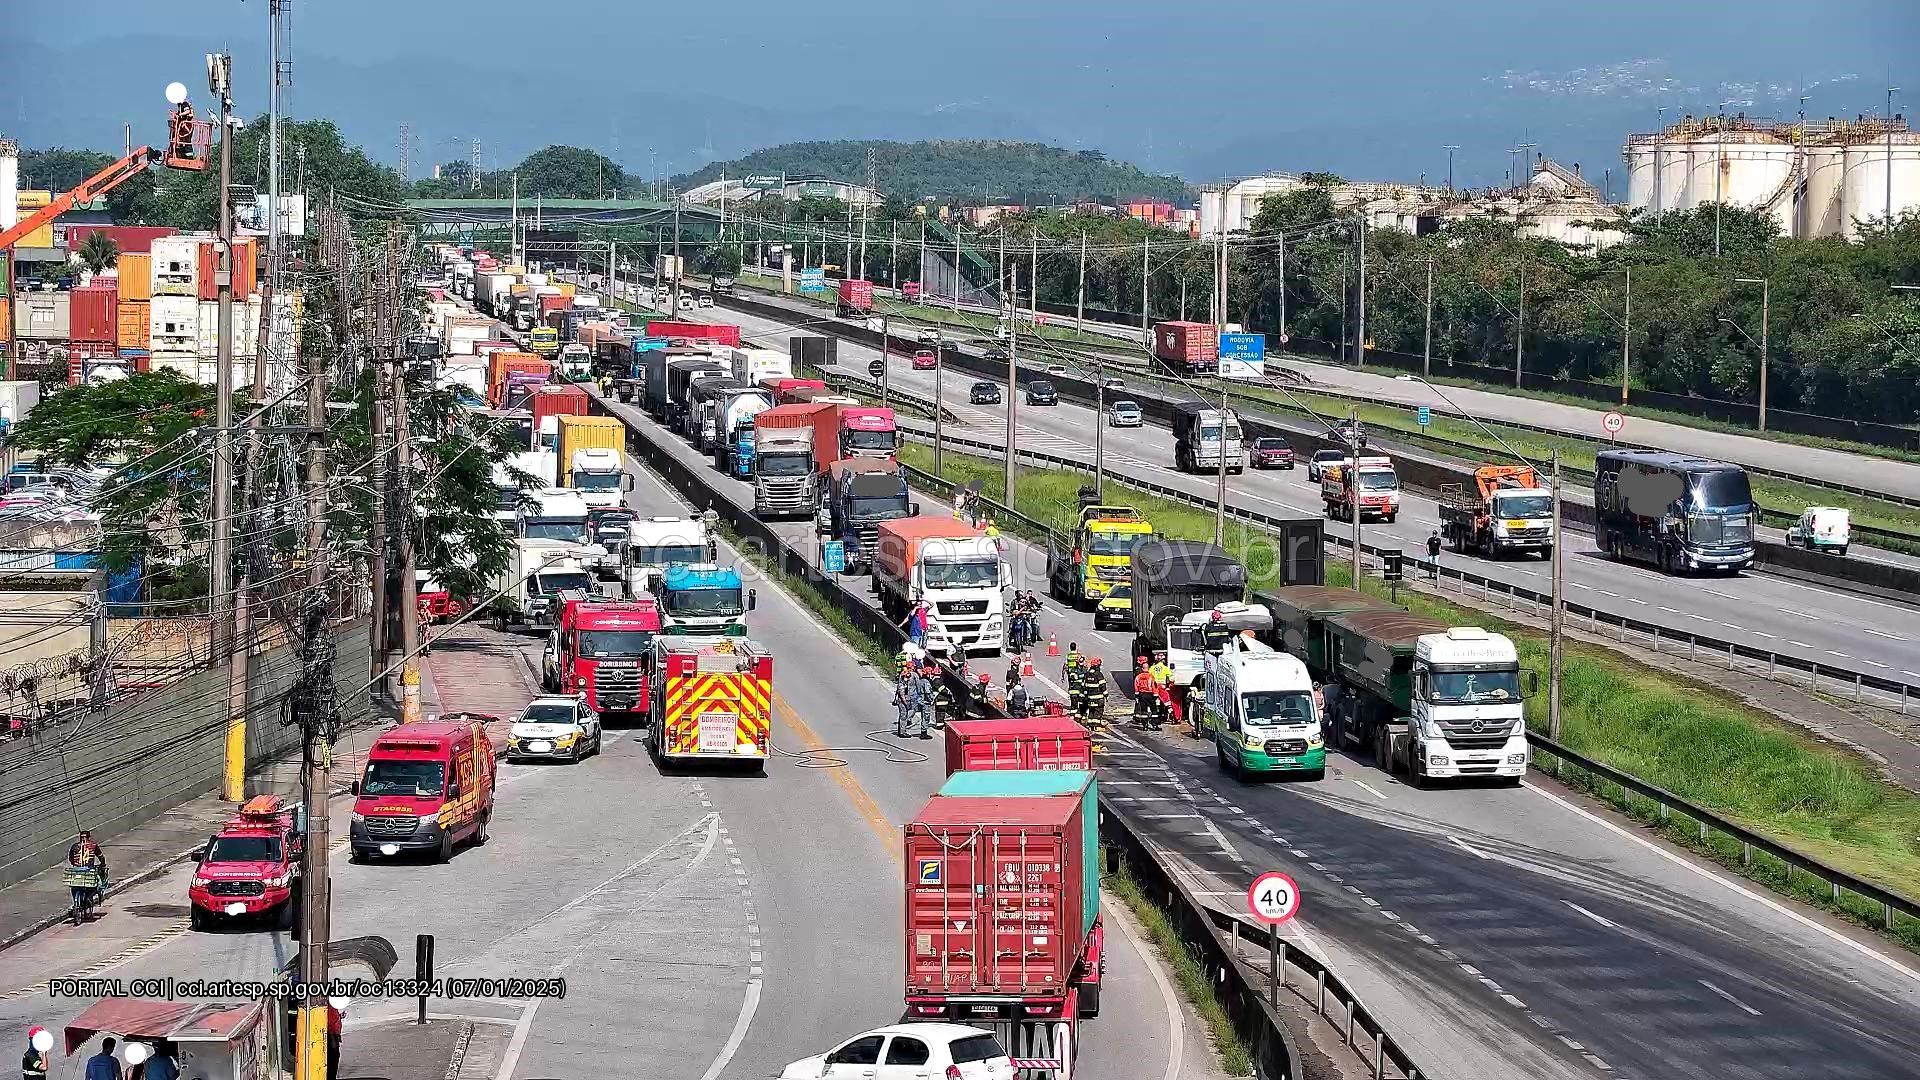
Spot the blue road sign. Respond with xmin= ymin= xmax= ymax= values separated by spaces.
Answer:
xmin=1417 ymin=406 xmax=1431 ymax=427
xmin=800 ymin=267 xmax=827 ymax=293
xmin=1218 ymin=332 xmax=1266 ymax=380
xmin=823 ymin=540 xmax=847 ymax=573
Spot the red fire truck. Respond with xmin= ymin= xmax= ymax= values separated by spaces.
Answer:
xmin=543 ymin=591 xmax=662 ymax=721
xmin=188 ymin=795 xmax=302 ymax=931
xmin=648 ymin=636 xmax=773 ymax=774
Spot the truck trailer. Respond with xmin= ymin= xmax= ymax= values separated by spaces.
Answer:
xmin=1438 ymin=464 xmax=1555 ymax=558
xmin=1127 ymin=539 xmax=1247 ymax=663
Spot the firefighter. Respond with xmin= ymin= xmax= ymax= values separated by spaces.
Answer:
xmin=929 ymin=664 xmax=958 ymax=728
xmin=1149 ymin=652 xmax=1174 ymax=727
xmin=1067 ymin=655 xmax=1088 ymax=721
xmin=969 ymin=672 xmax=992 ymax=718
xmin=1080 ymin=657 xmax=1110 ymax=729
xmin=1064 ymin=642 xmax=1083 ymax=683
xmin=1132 ymin=658 xmax=1157 ymax=728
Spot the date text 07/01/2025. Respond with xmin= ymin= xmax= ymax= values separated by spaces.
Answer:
xmin=47 ymin=976 xmax=569 ymax=1000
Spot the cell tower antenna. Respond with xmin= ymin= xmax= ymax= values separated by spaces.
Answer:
xmin=397 ymin=121 xmax=411 ymax=181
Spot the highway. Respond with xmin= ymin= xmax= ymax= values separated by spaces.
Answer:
xmin=0 ymin=441 xmax=1217 ymax=1079
xmin=590 ymin=348 xmax=1920 ymax=1080
xmin=711 ymin=298 xmax=1920 ymax=690
xmin=737 ymin=267 xmax=1920 ymax=504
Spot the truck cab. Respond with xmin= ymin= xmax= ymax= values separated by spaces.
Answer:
xmin=529 ymin=325 xmax=560 ymax=358
xmin=819 ymin=459 xmax=917 ymax=573
xmin=567 ymin=447 xmax=632 ymax=509
xmin=189 ymin=795 xmax=302 ymax=930
xmin=1047 ymin=500 xmax=1154 ymax=606
xmin=652 ymin=563 xmax=754 ymax=635
xmin=1322 ymin=455 xmax=1400 ymax=523
xmin=491 ymin=537 xmax=597 ymax=632
xmin=715 ymin=392 xmax=773 ymax=477
xmin=557 ymin=342 xmax=592 ymax=381
xmin=649 ymin=635 xmax=774 ymax=773
xmin=874 ymin=517 xmax=1010 ymax=657
xmin=1203 ymin=648 xmax=1325 ymax=780
xmin=1438 ymin=464 xmax=1553 ymax=558
xmin=1169 ymin=402 xmax=1244 ymax=474
xmin=751 ymin=417 xmax=818 ymax=519
xmin=544 ymin=591 xmax=662 ymax=719
xmin=839 ymin=407 xmax=899 ymax=459
xmin=1165 ymin=601 xmax=1274 ymax=697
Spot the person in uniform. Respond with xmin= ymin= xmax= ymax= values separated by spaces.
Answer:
xmin=1079 ymin=657 xmax=1109 ymax=729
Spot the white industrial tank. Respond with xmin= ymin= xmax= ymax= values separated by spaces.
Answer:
xmin=1841 ymin=134 xmax=1920 ymax=237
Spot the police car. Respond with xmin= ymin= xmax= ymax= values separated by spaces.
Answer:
xmin=508 ymin=695 xmax=602 ymax=763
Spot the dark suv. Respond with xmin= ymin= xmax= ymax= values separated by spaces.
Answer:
xmin=969 ymin=381 xmax=1002 ymax=404
xmin=1250 ymin=438 xmax=1295 ymax=469
xmin=1023 ymin=380 xmax=1059 ymax=406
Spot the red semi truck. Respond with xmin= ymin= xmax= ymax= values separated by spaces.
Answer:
xmin=838 ymin=405 xmax=899 ymax=458
xmin=837 ymin=278 xmax=874 ymax=317
xmin=1152 ymin=320 xmax=1219 ymax=376
xmin=544 ymin=593 xmax=662 ymax=720
xmin=760 ymin=377 xmax=827 ymax=404
xmin=644 ymin=320 xmax=741 ymax=347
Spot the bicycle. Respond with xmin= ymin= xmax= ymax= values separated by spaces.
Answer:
xmin=63 ymin=864 xmax=104 ymax=925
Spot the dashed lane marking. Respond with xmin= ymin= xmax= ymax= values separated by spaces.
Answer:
xmin=1697 ymin=979 xmax=1763 ymax=1017
xmin=1562 ymin=900 xmax=1618 ymax=929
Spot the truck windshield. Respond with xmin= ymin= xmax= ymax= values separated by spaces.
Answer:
xmin=206 ymin=835 xmax=282 ymax=863
xmin=573 ymin=472 xmax=623 ymax=490
xmin=1496 ymin=494 xmax=1552 ymax=517
xmin=847 ymin=495 xmax=909 ymax=519
xmin=1428 ymin=669 xmax=1521 ymax=704
xmin=843 ymin=429 xmax=896 ymax=451
xmin=1201 ymin=424 xmax=1242 ymax=441
xmin=361 ymin=759 xmax=446 ymax=798
xmin=532 ymin=571 xmax=592 ymax=595
xmin=524 ymin=520 xmax=589 ymax=543
xmin=495 ymin=487 xmax=525 ymax=512
xmin=1088 ymin=531 xmax=1149 ymax=557
xmin=667 ymin=587 xmax=744 ymax=617
xmin=1167 ymin=625 xmax=1205 ymax=652
xmin=631 ymin=543 xmax=706 ymax=565
xmin=1242 ymin=691 xmax=1316 ymax=725
xmin=1358 ymin=472 xmax=1398 ymax=491
xmin=579 ymin=631 xmax=655 ymax=656
xmin=758 ymin=454 xmax=812 ymax=477
xmin=924 ymin=557 xmax=1000 ymax=588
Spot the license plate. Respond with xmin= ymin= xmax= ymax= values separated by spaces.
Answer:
xmin=699 ymin=712 xmax=738 ymax=753
xmin=529 ymin=740 xmax=552 ymax=754
xmin=1274 ymin=756 xmax=1296 ymax=765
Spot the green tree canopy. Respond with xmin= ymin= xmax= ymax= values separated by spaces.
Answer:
xmin=676 ymin=140 xmax=1192 ymax=205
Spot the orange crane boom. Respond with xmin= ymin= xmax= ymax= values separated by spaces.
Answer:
xmin=0 ymin=102 xmax=211 ymax=254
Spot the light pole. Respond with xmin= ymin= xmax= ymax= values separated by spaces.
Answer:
xmin=1442 ymin=145 xmax=1459 ymax=194
xmin=1728 ymin=276 xmax=1770 ymax=430
xmin=1619 ymin=266 xmax=1632 ymax=405
xmin=1889 ymin=85 xmax=1902 ymax=228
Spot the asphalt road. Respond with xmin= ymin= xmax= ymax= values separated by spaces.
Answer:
xmin=0 ymin=444 xmax=1217 ymax=1080
xmin=737 ymin=268 xmax=1920 ymax=504
xmin=594 ymin=357 xmax=1920 ymax=1080
xmin=713 ymin=300 xmax=1920 ymax=690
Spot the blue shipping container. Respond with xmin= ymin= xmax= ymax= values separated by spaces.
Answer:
xmin=936 ymin=769 xmax=1100 ymax=936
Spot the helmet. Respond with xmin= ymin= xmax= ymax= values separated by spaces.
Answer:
xmin=977 ymin=672 xmax=990 ymax=684
xmin=1089 ymin=657 xmax=1103 ymax=668
xmin=1136 ymin=655 xmax=1148 ymax=665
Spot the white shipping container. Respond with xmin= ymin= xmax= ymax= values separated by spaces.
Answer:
xmin=0 ymin=381 xmax=44 ymax=425
xmin=14 ymin=293 xmax=70 ymax=340
xmin=195 ymin=299 xmax=263 ymax=359
xmin=151 ymin=236 xmax=202 ymax=297
xmin=150 ymin=295 xmax=199 ymax=352
xmin=150 ymin=352 xmax=201 ymax=380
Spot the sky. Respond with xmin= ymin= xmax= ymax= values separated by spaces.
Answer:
xmin=4 ymin=0 xmax=1916 ymax=194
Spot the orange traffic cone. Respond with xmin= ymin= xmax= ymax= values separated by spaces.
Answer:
xmin=1021 ymin=654 xmax=1035 ymax=679
xmin=1047 ymin=633 xmax=1060 ymax=657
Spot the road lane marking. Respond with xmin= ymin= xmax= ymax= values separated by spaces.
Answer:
xmin=1561 ymin=900 xmax=1617 ymax=929
xmin=1788 ymin=640 xmax=1816 ymax=648
xmin=1720 ymin=623 xmax=1746 ymax=631
xmin=1350 ymin=780 xmax=1389 ymax=800
xmin=1862 ymin=628 xmax=1906 ymax=641
xmin=774 ymin=694 xmax=899 ymax=866
xmin=1448 ymin=836 xmax=1491 ymax=860
xmin=1828 ymin=650 xmax=1851 ymax=658
xmin=694 ymin=978 xmax=764 ymax=1080
xmin=1659 ymin=607 xmax=1681 ymax=614
xmin=1697 ymin=979 xmax=1762 ymax=1016
xmin=1626 ymin=597 xmax=1648 ymax=605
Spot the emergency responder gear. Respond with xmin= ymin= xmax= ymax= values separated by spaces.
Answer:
xmin=1080 ymin=661 xmax=1110 ymax=728
xmin=969 ymin=673 xmax=992 ymax=718
xmin=1133 ymin=668 xmax=1158 ymax=727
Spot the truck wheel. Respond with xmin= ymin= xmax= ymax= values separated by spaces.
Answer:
xmin=1077 ymin=981 xmax=1102 ymax=1019
xmin=278 ymin=891 xmax=299 ymax=931
xmin=1374 ymin=725 xmax=1393 ymax=774
xmin=1215 ymin=740 xmax=1231 ymax=773
xmin=434 ymin=831 xmax=454 ymax=864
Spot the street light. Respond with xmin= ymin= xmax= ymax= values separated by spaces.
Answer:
xmin=1727 ymin=276 xmax=1770 ymax=431
xmin=1396 ymin=373 xmax=1565 ymax=740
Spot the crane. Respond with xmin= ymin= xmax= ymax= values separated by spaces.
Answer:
xmin=0 ymin=101 xmax=213 ymax=254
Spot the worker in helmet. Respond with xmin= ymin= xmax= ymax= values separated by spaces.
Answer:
xmin=1080 ymin=657 xmax=1110 ymax=730
xmin=1148 ymin=652 xmax=1174 ymax=728
xmin=969 ymin=671 xmax=992 ymax=718
xmin=928 ymin=663 xmax=958 ymax=728
xmin=1063 ymin=642 xmax=1083 ymax=682
xmin=1132 ymin=659 xmax=1158 ymax=728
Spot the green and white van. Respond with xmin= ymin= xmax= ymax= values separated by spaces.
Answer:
xmin=1202 ymin=645 xmax=1325 ymax=781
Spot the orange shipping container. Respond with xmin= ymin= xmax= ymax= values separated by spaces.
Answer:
xmin=196 ymin=236 xmax=257 ymax=301
xmin=117 ymin=301 xmax=151 ymax=349
xmin=0 ymin=298 xmax=10 ymax=344
xmin=117 ymin=253 xmax=153 ymax=302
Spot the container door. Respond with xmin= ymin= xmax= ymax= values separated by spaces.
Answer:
xmin=983 ymin=829 xmax=1066 ymax=995
xmin=907 ymin=829 xmax=985 ymax=994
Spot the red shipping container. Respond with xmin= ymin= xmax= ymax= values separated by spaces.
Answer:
xmin=196 ymin=237 xmax=258 ymax=300
xmin=529 ymin=384 xmax=590 ymax=428
xmin=837 ymin=278 xmax=874 ymax=314
xmin=64 ymin=225 xmax=177 ymax=255
xmin=761 ymin=377 xmax=825 ymax=404
xmin=70 ymin=284 xmax=119 ymax=343
xmin=1152 ymin=321 xmax=1218 ymax=368
xmin=944 ymin=717 xmax=1093 ymax=776
xmin=644 ymin=321 xmax=741 ymax=347
xmin=904 ymin=794 xmax=1088 ymax=1001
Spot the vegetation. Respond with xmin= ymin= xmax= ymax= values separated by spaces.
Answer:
xmin=675 ymin=139 xmax=1192 ymax=204
xmin=75 ymin=229 xmax=119 ymax=274
xmin=1106 ymin=865 xmax=1255 ymax=1076
xmin=902 ymin=441 xmax=1920 ymax=941
xmin=412 ymin=145 xmax=633 ymax=201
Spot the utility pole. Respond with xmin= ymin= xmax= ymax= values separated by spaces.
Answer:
xmin=1004 ymin=268 xmax=1020 ymax=510
xmin=1214 ymin=228 xmax=1228 ymax=547
xmin=1735 ymin=276 xmax=1771 ymax=430
xmin=933 ymin=326 xmax=945 ymax=474
xmin=1348 ymin=406 xmax=1362 ymax=573
xmin=952 ymin=224 xmax=962 ymax=313
xmin=1620 ymin=266 xmax=1632 ymax=405
xmin=879 ymin=315 xmax=891 ymax=410
xmin=1029 ymin=229 xmax=1039 ymax=326
xmin=845 ymin=200 xmax=855 ymax=284
xmin=1548 ymin=449 xmax=1564 ymax=740
xmin=1355 ymin=213 xmax=1367 ymax=367
xmin=1075 ymin=230 xmax=1087 ymax=332
xmin=1140 ymin=234 xmax=1151 ymax=334
xmin=393 ymin=350 xmax=420 ymax=719
xmin=1277 ymin=231 xmax=1287 ymax=345
xmin=918 ymin=222 xmax=927 ymax=300
xmin=510 ymin=172 xmax=520 ymax=264
xmin=1093 ymin=350 xmax=1106 ymax=500
xmin=889 ymin=219 xmax=898 ymax=288
xmin=1422 ymin=257 xmax=1434 ymax=379
xmin=997 ymin=229 xmax=1007 ymax=320
xmin=1514 ymin=259 xmax=1526 ymax=386
xmin=671 ymin=202 xmax=682 ymax=314
xmin=208 ymin=52 xmax=246 ymax=803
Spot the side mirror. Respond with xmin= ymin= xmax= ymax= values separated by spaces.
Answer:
xmin=622 ymin=475 xmax=635 ymax=491
xmin=747 ymin=589 xmax=757 ymax=611
xmin=348 ymin=780 xmax=360 ymax=796
xmin=1527 ymin=671 xmax=1541 ymax=695
xmin=911 ymin=502 xmax=922 ymax=516
xmin=190 ymin=847 xmax=206 ymax=862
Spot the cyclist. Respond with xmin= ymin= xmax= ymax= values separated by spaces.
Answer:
xmin=64 ymin=832 xmax=106 ymax=924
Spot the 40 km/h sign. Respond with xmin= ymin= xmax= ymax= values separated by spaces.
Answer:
xmin=1247 ymin=871 xmax=1301 ymax=925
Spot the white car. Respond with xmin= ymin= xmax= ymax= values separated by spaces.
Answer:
xmin=1045 ymin=363 xmax=1070 ymax=377
xmin=678 ymin=295 xmax=699 ymax=312
xmin=779 ymin=1024 xmax=1014 ymax=1080
xmin=507 ymin=694 xmax=602 ymax=764
xmin=698 ymin=294 xmax=714 ymax=308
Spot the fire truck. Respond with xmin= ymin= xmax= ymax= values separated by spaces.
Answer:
xmin=188 ymin=795 xmax=302 ymax=931
xmin=543 ymin=591 xmax=662 ymax=721
xmin=648 ymin=636 xmax=774 ymax=774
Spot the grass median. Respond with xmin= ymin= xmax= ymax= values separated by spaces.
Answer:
xmin=902 ymin=441 xmax=1920 ymax=949
xmin=1105 ymin=863 xmax=1254 ymax=1076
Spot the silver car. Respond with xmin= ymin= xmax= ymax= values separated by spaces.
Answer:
xmin=1106 ymin=400 xmax=1143 ymax=427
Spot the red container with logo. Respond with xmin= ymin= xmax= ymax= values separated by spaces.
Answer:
xmin=196 ymin=237 xmax=258 ymax=300
xmin=70 ymin=284 xmax=118 ymax=343
xmin=943 ymin=717 xmax=1093 ymax=776
xmin=644 ymin=321 xmax=740 ymax=347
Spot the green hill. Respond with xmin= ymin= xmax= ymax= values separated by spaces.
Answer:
xmin=675 ymin=140 xmax=1191 ymax=205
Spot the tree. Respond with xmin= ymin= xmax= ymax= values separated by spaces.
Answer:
xmin=76 ymin=230 xmax=119 ymax=274
xmin=113 ymin=118 xmax=405 ymax=231
xmin=675 ymin=139 xmax=1191 ymax=204
xmin=17 ymin=148 xmax=116 ymax=191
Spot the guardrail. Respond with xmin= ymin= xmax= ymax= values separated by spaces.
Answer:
xmin=590 ymin=389 xmax=1326 ymax=1079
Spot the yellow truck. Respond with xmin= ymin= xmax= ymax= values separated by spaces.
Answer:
xmin=1047 ymin=499 xmax=1155 ymax=606
xmin=556 ymin=415 xmax=629 ymax=507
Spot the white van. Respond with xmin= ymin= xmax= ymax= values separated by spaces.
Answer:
xmin=1202 ymin=647 xmax=1325 ymax=781
xmin=1785 ymin=506 xmax=1850 ymax=556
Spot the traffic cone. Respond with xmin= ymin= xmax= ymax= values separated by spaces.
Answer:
xmin=1047 ymin=633 xmax=1060 ymax=657
xmin=1021 ymin=654 xmax=1035 ymax=679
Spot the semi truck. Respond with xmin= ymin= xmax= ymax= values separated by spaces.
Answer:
xmin=1322 ymin=455 xmax=1401 ymax=523
xmin=715 ymin=392 xmax=771 ymax=479
xmin=838 ymin=406 xmax=899 ymax=459
xmin=728 ymin=347 xmax=790 ymax=387
xmin=650 ymin=563 xmax=753 ymax=635
xmin=543 ymin=593 xmax=661 ymax=722
xmin=1316 ymin=608 xmax=1532 ymax=785
xmin=836 ymin=278 xmax=874 ymax=317
xmin=623 ymin=515 xmax=713 ymax=595
xmin=1169 ymin=401 xmax=1244 ymax=474
xmin=1153 ymin=320 xmax=1219 ymax=376
xmin=665 ymin=359 xmax=727 ymax=430
xmin=556 ymin=415 xmax=629 ymax=509
xmin=819 ymin=458 xmax=916 ymax=573
xmin=487 ymin=352 xmax=548 ymax=409
xmin=1046 ymin=499 xmax=1155 ymax=606
xmin=1128 ymin=538 xmax=1248 ymax=664
xmin=873 ymin=516 xmax=1008 ymax=656
xmin=751 ymin=406 xmax=820 ymax=518
xmin=1438 ymin=464 xmax=1555 ymax=558
xmin=649 ymin=636 xmax=773 ymax=774
xmin=906 ymin=769 xmax=1104 ymax=1066
xmin=685 ymin=376 xmax=748 ymax=446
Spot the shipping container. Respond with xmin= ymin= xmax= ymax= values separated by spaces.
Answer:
xmin=116 ymin=301 xmax=151 ymax=350
xmin=195 ymin=299 xmax=263 ymax=359
xmin=150 ymin=236 xmax=201 ymax=297
xmin=644 ymin=321 xmax=741 ymax=347
xmin=556 ymin=414 xmax=625 ymax=467
xmin=197 ymin=236 xmax=258 ymax=300
xmin=115 ymin=253 xmax=154 ymax=302
xmin=837 ymin=279 xmax=874 ymax=316
xmin=487 ymin=352 xmax=549 ymax=408
xmin=0 ymin=299 xmax=10 ymax=345
xmin=1152 ymin=321 xmax=1218 ymax=373
xmin=904 ymin=788 xmax=1094 ymax=1002
xmin=64 ymin=225 xmax=176 ymax=256
xmin=934 ymin=769 xmax=1099 ymax=943
xmin=529 ymin=384 xmax=591 ymax=429
xmin=70 ymin=284 xmax=118 ymax=343
xmin=150 ymin=295 xmax=199 ymax=352
xmin=14 ymin=294 xmax=70 ymax=341
xmin=0 ymin=382 xmax=43 ymax=424
xmin=11 ymin=191 xmax=54 ymax=249
xmin=944 ymin=717 xmax=1094 ymax=775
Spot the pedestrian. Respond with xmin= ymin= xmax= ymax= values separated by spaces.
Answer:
xmin=895 ymin=666 xmax=923 ymax=738
xmin=142 ymin=1043 xmax=178 ymax=1080
xmin=326 ymin=1003 xmax=343 ymax=1080
xmin=1427 ymin=529 xmax=1442 ymax=581
xmin=1132 ymin=660 xmax=1157 ymax=727
xmin=1007 ymin=675 xmax=1030 ymax=718
xmin=21 ymin=1034 xmax=48 ymax=1080
xmin=901 ymin=598 xmax=928 ymax=650
xmin=82 ymin=1039 xmax=119 ymax=1080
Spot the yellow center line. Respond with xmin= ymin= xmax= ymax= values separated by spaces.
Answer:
xmin=772 ymin=692 xmax=902 ymax=869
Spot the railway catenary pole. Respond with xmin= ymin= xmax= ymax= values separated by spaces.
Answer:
xmin=1214 ymin=226 xmax=1228 ymax=547
xmin=1549 ymin=449 xmax=1564 ymax=740
xmin=209 ymin=52 xmax=246 ymax=802
xmin=1005 ymin=268 xmax=1020 ymax=510
xmin=934 ymin=325 xmax=945 ymax=475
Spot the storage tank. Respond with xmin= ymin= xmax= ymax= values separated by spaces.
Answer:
xmin=1802 ymin=143 xmax=1850 ymax=238
xmin=1624 ymin=139 xmax=1659 ymax=210
xmin=1841 ymin=133 xmax=1920 ymax=238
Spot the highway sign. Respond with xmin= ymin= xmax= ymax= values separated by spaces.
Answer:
xmin=1219 ymin=332 xmax=1267 ymax=381
xmin=800 ymin=267 xmax=826 ymax=293
xmin=868 ymin=359 xmax=886 ymax=379
xmin=1602 ymin=411 xmax=1625 ymax=437
xmin=745 ymin=175 xmax=783 ymax=190
xmin=1248 ymin=872 xmax=1301 ymax=924
xmin=1417 ymin=406 xmax=1430 ymax=427
xmin=823 ymin=540 xmax=847 ymax=574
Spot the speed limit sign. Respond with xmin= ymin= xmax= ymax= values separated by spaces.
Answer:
xmin=1602 ymin=411 xmax=1625 ymax=437
xmin=1247 ymin=871 xmax=1301 ymax=925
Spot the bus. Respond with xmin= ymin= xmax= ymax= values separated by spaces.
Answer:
xmin=1593 ymin=450 xmax=1754 ymax=574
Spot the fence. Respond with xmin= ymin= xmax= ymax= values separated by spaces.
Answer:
xmin=0 ymin=619 xmax=371 ymax=892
